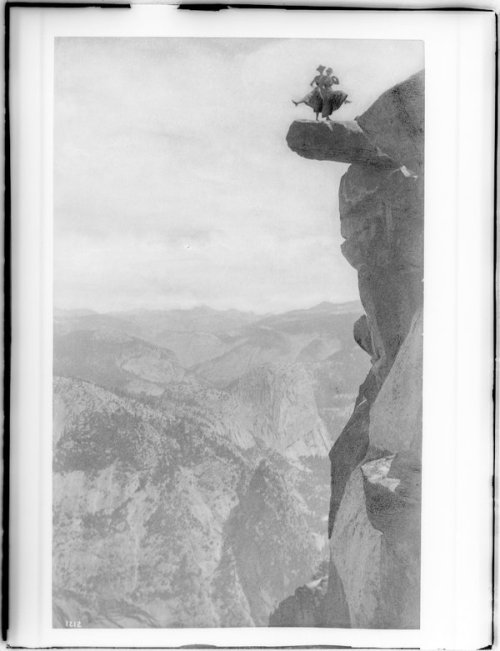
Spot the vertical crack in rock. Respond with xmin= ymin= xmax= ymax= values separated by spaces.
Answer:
xmin=273 ymin=70 xmax=424 ymax=629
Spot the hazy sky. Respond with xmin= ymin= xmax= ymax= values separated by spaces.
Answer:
xmin=54 ymin=37 xmax=423 ymax=313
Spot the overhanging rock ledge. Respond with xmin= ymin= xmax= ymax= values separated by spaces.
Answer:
xmin=286 ymin=120 xmax=398 ymax=168
xmin=271 ymin=69 xmax=424 ymax=630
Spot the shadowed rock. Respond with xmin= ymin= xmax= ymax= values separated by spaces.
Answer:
xmin=286 ymin=120 xmax=398 ymax=168
xmin=269 ymin=559 xmax=350 ymax=628
xmin=269 ymin=576 xmax=329 ymax=627
xmin=357 ymin=70 xmax=424 ymax=172
xmin=327 ymin=388 xmax=370 ymax=537
xmin=361 ymin=450 xmax=421 ymax=628
xmin=353 ymin=314 xmax=373 ymax=358
xmin=369 ymin=311 xmax=423 ymax=456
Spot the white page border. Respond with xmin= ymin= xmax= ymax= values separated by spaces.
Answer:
xmin=8 ymin=5 xmax=495 ymax=649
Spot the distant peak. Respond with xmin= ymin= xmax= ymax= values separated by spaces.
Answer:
xmin=309 ymin=301 xmax=336 ymax=312
xmin=307 ymin=300 xmax=362 ymax=313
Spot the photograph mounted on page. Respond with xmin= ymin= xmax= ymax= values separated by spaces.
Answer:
xmin=52 ymin=37 xmax=424 ymax=630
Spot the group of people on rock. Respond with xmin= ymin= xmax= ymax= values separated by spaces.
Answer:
xmin=292 ymin=65 xmax=350 ymax=121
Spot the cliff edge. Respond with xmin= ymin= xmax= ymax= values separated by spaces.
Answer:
xmin=272 ymin=70 xmax=424 ymax=629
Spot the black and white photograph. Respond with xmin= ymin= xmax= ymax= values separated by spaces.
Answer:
xmin=52 ymin=37 xmax=424 ymax=630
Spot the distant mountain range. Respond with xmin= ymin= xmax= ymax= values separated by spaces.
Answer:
xmin=53 ymin=302 xmax=369 ymax=627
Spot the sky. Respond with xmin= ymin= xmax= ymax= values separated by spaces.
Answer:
xmin=54 ymin=37 xmax=423 ymax=314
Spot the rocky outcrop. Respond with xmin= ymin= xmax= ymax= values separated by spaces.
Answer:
xmin=282 ymin=70 xmax=424 ymax=629
xmin=269 ymin=563 xmax=329 ymax=627
xmin=356 ymin=71 xmax=424 ymax=172
xmin=286 ymin=120 xmax=397 ymax=168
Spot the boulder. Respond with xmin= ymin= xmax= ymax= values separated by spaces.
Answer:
xmin=357 ymin=70 xmax=424 ymax=172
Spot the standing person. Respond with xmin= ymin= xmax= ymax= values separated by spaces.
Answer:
xmin=292 ymin=65 xmax=326 ymax=121
xmin=319 ymin=67 xmax=350 ymax=120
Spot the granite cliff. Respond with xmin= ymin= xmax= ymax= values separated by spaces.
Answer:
xmin=53 ymin=302 xmax=369 ymax=627
xmin=271 ymin=70 xmax=424 ymax=628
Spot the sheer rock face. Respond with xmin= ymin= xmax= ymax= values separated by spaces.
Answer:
xmin=279 ymin=70 xmax=424 ymax=629
xmin=369 ymin=311 xmax=423 ymax=457
xmin=340 ymin=163 xmax=423 ymax=382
